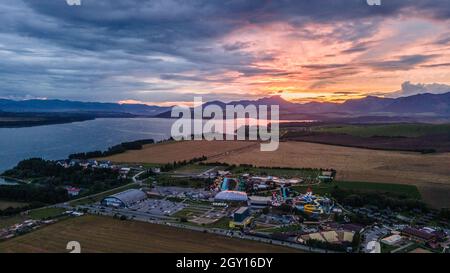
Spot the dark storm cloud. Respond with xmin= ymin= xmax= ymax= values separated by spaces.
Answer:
xmin=0 ymin=0 xmax=449 ymax=102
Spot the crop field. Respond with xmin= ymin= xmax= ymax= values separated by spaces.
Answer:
xmin=99 ymin=140 xmax=258 ymax=164
xmin=0 ymin=215 xmax=302 ymax=253
xmin=313 ymin=124 xmax=450 ymax=138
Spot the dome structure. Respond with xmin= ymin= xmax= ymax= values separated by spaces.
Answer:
xmin=214 ymin=190 xmax=248 ymax=202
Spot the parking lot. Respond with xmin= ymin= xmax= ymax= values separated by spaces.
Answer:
xmin=152 ymin=186 xmax=214 ymax=200
xmin=129 ymin=199 xmax=186 ymax=216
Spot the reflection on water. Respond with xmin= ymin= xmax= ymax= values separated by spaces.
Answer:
xmin=0 ymin=118 xmax=174 ymax=172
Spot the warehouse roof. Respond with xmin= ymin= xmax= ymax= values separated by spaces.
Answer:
xmin=105 ymin=189 xmax=147 ymax=207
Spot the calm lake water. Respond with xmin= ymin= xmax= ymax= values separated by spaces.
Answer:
xmin=0 ymin=117 xmax=312 ymax=173
xmin=0 ymin=118 xmax=174 ymax=173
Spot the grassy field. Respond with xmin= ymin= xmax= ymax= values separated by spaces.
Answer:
xmin=292 ymin=181 xmax=421 ymax=199
xmin=313 ymin=124 xmax=450 ymax=138
xmin=230 ymin=166 xmax=321 ymax=178
xmin=0 ymin=215 xmax=303 ymax=253
xmin=0 ymin=200 xmax=29 ymax=210
xmin=28 ymin=207 xmax=66 ymax=220
xmin=168 ymin=164 xmax=214 ymax=175
xmin=156 ymin=174 xmax=211 ymax=188
xmin=69 ymin=183 xmax=140 ymax=206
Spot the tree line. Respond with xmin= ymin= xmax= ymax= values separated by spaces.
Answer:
xmin=68 ymin=139 xmax=155 ymax=159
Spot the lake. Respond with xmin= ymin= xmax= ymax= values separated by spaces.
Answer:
xmin=0 ymin=118 xmax=174 ymax=173
xmin=0 ymin=117 xmax=312 ymax=173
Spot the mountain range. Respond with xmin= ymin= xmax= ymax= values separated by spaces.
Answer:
xmin=0 ymin=99 xmax=170 ymax=116
xmin=1 ymin=92 xmax=450 ymax=119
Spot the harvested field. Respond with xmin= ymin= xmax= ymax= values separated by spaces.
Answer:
xmin=0 ymin=215 xmax=302 ymax=253
xmin=206 ymin=141 xmax=450 ymax=208
xmin=282 ymin=131 xmax=450 ymax=152
xmin=99 ymin=140 xmax=258 ymax=164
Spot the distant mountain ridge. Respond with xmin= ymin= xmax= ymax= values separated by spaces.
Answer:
xmin=2 ymin=91 xmax=450 ymax=118
xmin=0 ymin=99 xmax=170 ymax=116
xmin=157 ymin=92 xmax=450 ymax=118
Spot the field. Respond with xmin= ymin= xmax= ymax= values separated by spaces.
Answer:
xmin=230 ymin=166 xmax=321 ymax=178
xmin=0 ymin=200 xmax=29 ymax=210
xmin=282 ymin=124 xmax=450 ymax=152
xmin=99 ymin=140 xmax=258 ymax=164
xmin=168 ymin=164 xmax=216 ymax=175
xmin=292 ymin=181 xmax=421 ymax=199
xmin=0 ymin=215 xmax=302 ymax=253
xmin=314 ymin=124 xmax=450 ymax=138
xmin=27 ymin=207 xmax=66 ymax=220
xmin=69 ymin=183 xmax=140 ymax=206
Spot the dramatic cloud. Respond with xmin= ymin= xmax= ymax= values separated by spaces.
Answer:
xmin=389 ymin=81 xmax=450 ymax=97
xmin=0 ymin=0 xmax=450 ymax=103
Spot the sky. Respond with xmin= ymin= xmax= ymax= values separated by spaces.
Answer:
xmin=1 ymin=0 xmax=450 ymax=105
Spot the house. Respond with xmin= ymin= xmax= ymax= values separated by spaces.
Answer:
xmin=119 ymin=167 xmax=131 ymax=177
xmin=65 ymin=187 xmax=81 ymax=197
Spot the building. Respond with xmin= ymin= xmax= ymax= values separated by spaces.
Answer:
xmin=214 ymin=190 xmax=248 ymax=202
xmin=299 ymin=230 xmax=354 ymax=245
xmin=119 ymin=167 xmax=131 ymax=176
xmin=65 ymin=187 xmax=81 ymax=197
xmin=318 ymin=170 xmax=335 ymax=183
xmin=248 ymin=196 xmax=272 ymax=209
xmin=366 ymin=241 xmax=381 ymax=253
xmin=229 ymin=207 xmax=252 ymax=229
xmin=101 ymin=189 xmax=147 ymax=208
xmin=402 ymin=227 xmax=436 ymax=243
xmin=234 ymin=207 xmax=250 ymax=222
xmin=381 ymin=234 xmax=403 ymax=246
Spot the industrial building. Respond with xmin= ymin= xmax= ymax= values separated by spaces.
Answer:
xmin=248 ymin=196 xmax=272 ymax=209
xmin=101 ymin=189 xmax=147 ymax=208
xmin=229 ymin=206 xmax=252 ymax=229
